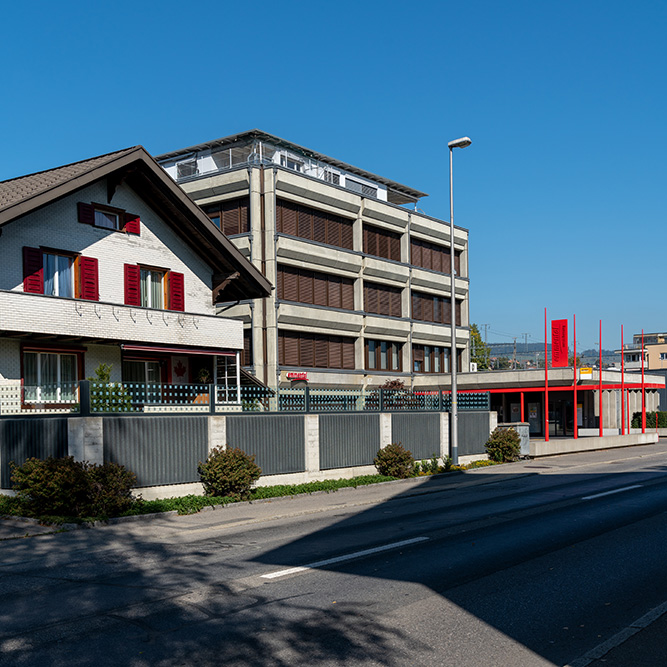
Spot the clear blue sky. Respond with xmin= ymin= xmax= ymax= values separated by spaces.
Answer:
xmin=2 ymin=0 xmax=665 ymax=351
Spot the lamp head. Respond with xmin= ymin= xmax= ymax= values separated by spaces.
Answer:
xmin=448 ymin=137 xmax=472 ymax=149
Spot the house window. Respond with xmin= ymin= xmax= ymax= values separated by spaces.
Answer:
xmin=203 ymin=197 xmax=250 ymax=235
xmin=413 ymin=345 xmax=460 ymax=373
xmin=365 ymin=339 xmax=402 ymax=371
xmin=122 ymin=360 xmax=162 ymax=384
xmin=276 ymin=199 xmax=354 ymax=250
xmin=660 ymin=353 xmax=667 ymax=361
xmin=23 ymin=351 xmax=78 ymax=403
xmin=140 ymin=269 xmax=164 ymax=309
xmin=94 ymin=209 xmax=120 ymax=230
xmin=280 ymin=155 xmax=303 ymax=172
xmin=363 ymin=224 xmax=401 ymax=261
xmin=44 ymin=253 xmax=73 ymax=298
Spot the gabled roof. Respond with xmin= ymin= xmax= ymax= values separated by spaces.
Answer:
xmin=155 ymin=129 xmax=428 ymax=205
xmin=0 ymin=147 xmax=271 ymax=302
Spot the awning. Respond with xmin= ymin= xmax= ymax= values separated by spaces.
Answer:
xmin=121 ymin=344 xmax=236 ymax=357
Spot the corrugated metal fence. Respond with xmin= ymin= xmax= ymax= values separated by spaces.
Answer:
xmin=0 ymin=418 xmax=69 ymax=488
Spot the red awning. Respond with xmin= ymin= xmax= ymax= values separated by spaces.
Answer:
xmin=121 ymin=344 xmax=236 ymax=357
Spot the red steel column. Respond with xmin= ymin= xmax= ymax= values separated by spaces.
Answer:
xmin=599 ymin=320 xmax=603 ymax=437
xmin=573 ymin=314 xmax=578 ymax=439
xmin=621 ymin=325 xmax=625 ymax=435
xmin=642 ymin=330 xmax=646 ymax=433
xmin=545 ymin=308 xmax=549 ymax=442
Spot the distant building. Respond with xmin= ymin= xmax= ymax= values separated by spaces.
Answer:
xmin=157 ymin=130 xmax=470 ymax=390
xmin=618 ymin=332 xmax=667 ymax=371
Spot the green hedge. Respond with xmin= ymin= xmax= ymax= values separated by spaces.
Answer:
xmin=631 ymin=411 xmax=667 ymax=428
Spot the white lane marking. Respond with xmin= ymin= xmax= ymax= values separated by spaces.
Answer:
xmin=261 ymin=536 xmax=430 ymax=580
xmin=582 ymin=484 xmax=643 ymax=500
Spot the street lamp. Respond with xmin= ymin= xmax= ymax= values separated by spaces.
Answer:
xmin=448 ymin=136 xmax=471 ymax=466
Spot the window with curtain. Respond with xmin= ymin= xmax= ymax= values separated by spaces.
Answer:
xmin=140 ymin=269 xmax=164 ymax=309
xmin=23 ymin=351 xmax=78 ymax=402
xmin=365 ymin=339 xmax=402 ymax=371
xmin=44 ymin=253 xmax=73 ymax=298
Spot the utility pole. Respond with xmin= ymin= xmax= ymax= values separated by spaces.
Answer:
xmin=480 ymin=323 xmax=490 ymax=368
xmin=512 ymin=337 xmax=517 ymax=370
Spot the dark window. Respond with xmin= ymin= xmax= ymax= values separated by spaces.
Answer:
xmin=277 ymin=265 xmax=354 ymax=310
xmin=276 ymin=199 xmax=354 ymax=250
xmin=364 ymin=282 xmax=402 ymax=317
xmin=176 ymin=160 xmax=198 ymax=178
xmin=412 ymin=345 xmax=462 ymax=373
xmin=411 ymin=291 xmax=462 ymax=325
xmin=365 ymin=339 xmax=402 ymax=371
xmin=410 ymin=238 xmax=461 ymax=276
xmin=363 ymin=224 xmax=401 ymax=261
xmin=278 ymin=331 xmax=356 ymax=370
xmin=243 ymin=329 xmax=253 ymax=367
xmin=78 ymin=202 xmax=141 ymax=235
xmin=203 ymin=197 xmax=250 ymax=236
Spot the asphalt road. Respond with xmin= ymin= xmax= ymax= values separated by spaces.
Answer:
xmin=2 ymin=443 xmax=667 ymax=666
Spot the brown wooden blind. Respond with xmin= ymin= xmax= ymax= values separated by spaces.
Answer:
xmin=278 ymin=331 xmax=356 ymax=369
xmin=243 ymin=330 xmax=253 ymax=366
xmin=363 ymin=224 xmax=401 ymax=261
xmin=411 ymin=291 xmax=462 ymax=325
xmin=277 ymin=265 xmax=354 ymax=310
xmin=410 ymin=238 xmax=461 ymax=275
xmin=364 ymin=282 xmax=402 ymax=317
xmin=277 ymin=199 xmax=353 ymax=250
xmin=203 ymin=197 xmax=250 ymax=236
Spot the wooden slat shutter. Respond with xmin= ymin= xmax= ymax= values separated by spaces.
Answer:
xmin=297 ymin=205 xmax=313 ymax=240
xmin=313 ymin=273 xmax=327 ymax=306
xmin=341 ymin=279 xmax=354 ymax=310
xmin=454 ymin=250 xmax=461 ymax=276
xmin=221 ymin=200 xmax=238 ymax=236
xmin=410 ymin=239 xmax=420 ymax=267
xmin=298 ymin=270 xmax=314 ymax=304
xmin=124 ymin=264 xmax=141 ymax=306
xmin=313 ymin=212 xmax=327 ymax=244
xmin=77 ymin=202 xmax=95 ymax=225
xmin=79 ymin=256 xmax=99 ymax=301
xmin=390 ymin=289 xmax=401 ymax=317
xmin=282 ymin=267 xmax=298 ymax=302
xmin=363 ymin=226 xmax=372 ymax=254
xmin=239 ymin=198 xmax=249 ymax=233
xmin=314 ymin=336 xmax=328 ymax=368
xmin=378 ymin=232 xmax=389 ymax=260
xmin=413 ymin=345 xmax=424 ymax=361
xmin=243 ymin=329 xmax=253 ymax=366
xmin=390 ymin=235 xmax=401 ymax=261
xmin=378 ymin=285 xmax=390 ymax=316
xmin=341 ymin=337 xmax=355 ymax=369
xmin=328 ymin=277 xmax=342 ymax=309
xmin=443 ymin=298 xmax=452 ymax=325
xmin=278 ymin=200 xmax=298 ymax=236
xmin=22 ymin=247 xmax=44 ymax=294
xmin=456 ymin=299 xmax=462 ymax=326
xmin=168 ymin=272 xmax=185 ymax=311
xmin=411 ymin=292 xmax=421 ymax=320
xmin=341 ymin=220 xmax=353 ymax=250
xmin=300 ymin=334 xmax=314 ymax=368
xmin=283 ymin=332 xmax=299 ymax=366
xmin=123 ymin=213 xmax=141 ymax=235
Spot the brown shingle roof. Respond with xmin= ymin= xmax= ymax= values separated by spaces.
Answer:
xmin=0 ymin=147 xmax=137 ymax=212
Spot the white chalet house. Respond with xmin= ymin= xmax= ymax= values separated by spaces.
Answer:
xmin=0 ymin=146 xmax=271 ymax=411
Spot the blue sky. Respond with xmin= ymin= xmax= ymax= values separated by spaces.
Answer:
xmin=2 ymin=0 xmax=665 ymax=350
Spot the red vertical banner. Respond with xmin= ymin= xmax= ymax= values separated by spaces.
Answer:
xmin=544 ymin=308 xmax=549 ymax=442
xmin=551 ymin=319 xmax=569 ymax=367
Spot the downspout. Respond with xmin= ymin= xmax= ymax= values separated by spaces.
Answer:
xmin=260 ymin=163 xmax=268 ymax=385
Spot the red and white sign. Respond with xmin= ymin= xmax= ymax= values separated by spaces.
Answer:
xmin=287 ymin=372 xmax=308 ymax=381
xmin=551 ymin=319 xmax=568 ymax=367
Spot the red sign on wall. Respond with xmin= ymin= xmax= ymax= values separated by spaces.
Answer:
xmin=287 ymin=372 xmax=308 ymax=381
xmin=551 ymin=319 xmax=569 ymax=367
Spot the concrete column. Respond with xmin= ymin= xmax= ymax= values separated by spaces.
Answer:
xmin=304 ymin=415 xmax=320 ymax=475
xmin=379 ymin=413 xmax=392 ymax=447
xmin=68 ymin=417 xmax=104 ymax=465
xmin=440 ymin=412 xmax=450 ymax=458
xmin=208 ymin=416 xmax=227 ymax=453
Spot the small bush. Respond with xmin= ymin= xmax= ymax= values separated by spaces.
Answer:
xmin=631 ymin=411 xmax=667 ymax=428
xmin=10 ymin=456 xmax=137 ymax=519
xmin=374 ymin=443 xmax=414 ymax=479
xmin=485 ymin=427 xmax=521 ymax=463
xmin=87 ymin=462 xmax=137 ymax=517
xmin=198 ymin=446 xmax=262 ymax=500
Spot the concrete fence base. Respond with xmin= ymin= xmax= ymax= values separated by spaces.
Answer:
xmin=529 ymin=432 xmax=659 ymax=457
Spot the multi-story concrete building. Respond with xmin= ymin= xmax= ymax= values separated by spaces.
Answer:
xmin=157 ymin=130 xmax=470 ymax=390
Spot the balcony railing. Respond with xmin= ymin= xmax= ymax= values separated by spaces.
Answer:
xmin=0 ymin=381 xmax=490 ymax=416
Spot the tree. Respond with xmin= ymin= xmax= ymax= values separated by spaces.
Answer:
xmin=470 ymin=323 xmax=490 ymax=370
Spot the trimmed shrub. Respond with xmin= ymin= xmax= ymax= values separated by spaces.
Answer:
xmin=9 ymin=456 xmax=137 ymax=519
xmin=87 ymin=462 xmax=137 ymax=517
xmin=198 ymin=446 xmax=262 ymax=500
xmin=631 ymin=411 xmax=667 ymax=428
xmin=374 ymin=443 xmax=414 ymax=479
xmin=485 ymin=427 xmax=521 ymax=463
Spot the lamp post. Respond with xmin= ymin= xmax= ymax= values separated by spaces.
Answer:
xmin=448 ymin=136 xmax=471 ymax=466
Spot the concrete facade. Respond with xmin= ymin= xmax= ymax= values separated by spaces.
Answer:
xmin=158 ymin=130 xmax=470 ymax=391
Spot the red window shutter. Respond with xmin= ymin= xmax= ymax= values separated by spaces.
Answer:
xmin=123 ymin=213 xmax=141 ymax=235
xmin=169 ymin=272 xmax=185 ymax=311
xmin=22 ymin=247 xmax=44 ymax=294
xmin=124 ymin=264 xmax=141 ymax=306
xmin=77 ymin=202 xmax=95 ymax=225
xmin=79 ymin=256 xmax=99 ymax=301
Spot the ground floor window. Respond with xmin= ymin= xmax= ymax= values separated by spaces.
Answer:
xmin=122 ymin=360 xmax=162 ymax=384
xmin=365 ymin=339 xmax=402 ymax=371
xmin=216 ymin=355 xmax=240 ymax=402
xmin=23 ymin=351 xmax=78 ymax=402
